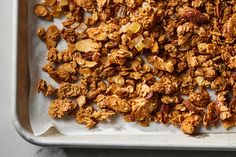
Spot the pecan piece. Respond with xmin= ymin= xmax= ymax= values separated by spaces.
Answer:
xmin=45 ymin=25 xmax=61 ymax=50
xmin=181 ymin=7 xmax=208 ymax=24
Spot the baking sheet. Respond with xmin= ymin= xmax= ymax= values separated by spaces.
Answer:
xmin=28 ymin=0 xmax=236 ymax=136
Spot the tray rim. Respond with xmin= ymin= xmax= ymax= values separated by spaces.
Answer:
xmin=11 ymin=0 xmax=236 ymax=150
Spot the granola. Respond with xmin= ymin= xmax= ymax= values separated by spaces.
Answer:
xmin=35 ymin=0 xmax=236 ymax=135
xmin=48 ymin=99 xmax=77 ymax=118
xmin=181 ymin=115 xmax=202 ymax=135
xmin=37 ymin=79 xmax=57 ymax=96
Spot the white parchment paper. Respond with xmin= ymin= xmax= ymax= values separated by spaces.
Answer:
xmin=28 ymin=0 xmax=236 ymax=136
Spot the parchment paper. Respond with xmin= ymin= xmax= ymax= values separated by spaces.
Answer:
xmin=28 ymin=0 xmax=236 ymax=136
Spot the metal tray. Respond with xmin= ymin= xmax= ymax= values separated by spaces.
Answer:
xmin=12 ymin=0 xmax=236 ymax=150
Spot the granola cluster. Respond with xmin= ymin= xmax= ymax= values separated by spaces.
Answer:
xmin=35 ymin=0 xmax=236 ymax=135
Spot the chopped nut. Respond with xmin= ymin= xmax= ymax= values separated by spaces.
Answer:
xmin=183 ymin=100 xmax=203 ymax=114
xmin=46 ymin=25 xmax=61 ymax=50
xmin=155 ymin=104 xmax=170 ymax=124
xmin=203 ymin=102 xmax=219 ymax=128
xmin=181 ymin=7 xmax=208 ymax=24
